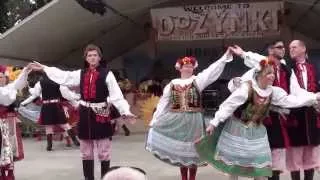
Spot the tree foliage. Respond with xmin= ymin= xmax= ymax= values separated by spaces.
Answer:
xmin=0 ymin=0 xmax=52 ymax=33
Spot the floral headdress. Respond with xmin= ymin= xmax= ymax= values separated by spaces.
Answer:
xmin=0 ymin=65 xmax=6 ymax=74
xmin=260 ymin=58 xmax=275 ymax=68
xmin=175 ymin=56 xmax=198 ymax=70
xmin=254 ymin=57 xmax=275 ymax=72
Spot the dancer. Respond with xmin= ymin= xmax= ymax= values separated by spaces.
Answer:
xmin=228 ymin=41 xmax=320 ymax=180
xmin=21 ymin=73 xmax=80 ymax=151
xmin=199 ymin=58 xmax=320 ymax=180
xmin=227 ymin=42 xmax=315 ymax=180
xmin=286 ymin=40 xmax=320 ymax=180
xmin=29 ymin=44 xmax=135 ymax=180
xmin=146 ymin=49 xmax=233 ymax=180
xmin=0 ymin=64 xmax=31 ymax=180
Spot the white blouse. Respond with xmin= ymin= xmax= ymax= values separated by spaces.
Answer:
xmin=229 ymin=51 xmax=315 ymax=98
xmin=210 ymin=79 xmax=317 ymax=127
xmin=21 ymin=82 xmax=81 ymax=106
xmin=41 ymin=66 xmax=132 ymax=116
xmin=0 ymin=68 xmax=29 ymax=106
xmin=149 ymin=52 xmax=233 ymax=126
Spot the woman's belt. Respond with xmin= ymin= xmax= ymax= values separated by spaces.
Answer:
xmin=170 ymin=106 xmax=203 ymax=112
xmin=79 ymin=100 xmax=107 ymax=108
xmin=42 ymin=99 xmax=60 ymax=104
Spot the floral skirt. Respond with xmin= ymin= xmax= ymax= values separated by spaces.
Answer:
xmin=0 ymin=115 xmax=24 ymax=169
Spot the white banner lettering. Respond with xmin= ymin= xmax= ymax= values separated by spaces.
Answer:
xmin=151 ymin=2 xmax=283 ymax=41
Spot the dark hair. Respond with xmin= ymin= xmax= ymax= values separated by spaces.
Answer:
xmin=267 ymin=39 xmax=284 ymax=50
xmin=83 ymin=44 xmax=106 ymax=68
xmin=84 ymin=44 xmax=102 ymax=57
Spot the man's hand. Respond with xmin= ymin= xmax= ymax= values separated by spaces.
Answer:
xmin=29 ymin=61 xmax=45 ymax=71
xmin=229 ymin=45 xmax=245 ymax=57
xmin=233 ymin=77 xmax=242 ymax=88
xmin=122 ymin=114 xmax=137 ymax=124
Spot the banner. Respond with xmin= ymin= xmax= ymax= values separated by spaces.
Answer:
xmin=151 ymin=1 xmax=283 ymax=41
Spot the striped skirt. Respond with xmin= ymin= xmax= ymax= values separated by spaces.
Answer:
xmin=197 ymin=117 xmax=272 ymax=177
xmin=146 ymin=111 xmax=206 ymax=167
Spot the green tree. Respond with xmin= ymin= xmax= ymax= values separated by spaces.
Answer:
xmin=0 ymin=0 xmax=52 ymax=34
xmin=6 ymin=0 xmax=33 ymax=29
xmin=0 ymin=0 xmax=9 ymax=33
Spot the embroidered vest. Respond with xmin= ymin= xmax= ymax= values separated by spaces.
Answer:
xmin=80 ymin=67 xmax=109 ymax=103
xmin=170 ymin=81 xmax=202 ymax=112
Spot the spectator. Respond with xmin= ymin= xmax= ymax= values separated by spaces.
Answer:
xmin=103 ymin=167 xmax=146 ymax=180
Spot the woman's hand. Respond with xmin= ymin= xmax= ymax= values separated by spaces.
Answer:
xmin=206 ymin=124 xmax=215 ymax=135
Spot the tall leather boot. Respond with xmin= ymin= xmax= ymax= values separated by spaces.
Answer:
xmin=46 ymin=134 xmax=53 ymax=151
xmin=291 ymin=171 xmax=301 ymax=180
xmin=122 ymin=125 xmax=130 ymax=136
xmin=180 ymin=167 xmax=188 ymax=180
xmin=268 ymin=170 xmax=280 ymax=180
xmin=189 ymin=167 xmax=197 ymax=180
xmin=101 ymin=161 xmax=110 ymax=179
xmin=83 ymin=160 xmax=94 ymax=180
xmin=304 ymin=169 xmax=314 ymax=180
xmin=67 ymin=129 xmax=80 ymax=146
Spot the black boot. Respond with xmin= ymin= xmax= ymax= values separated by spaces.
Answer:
xmin=46 ymin=134 xmax=53 ymax=151
xmin=83 ymin=160 xmax=94 ymax=180
xmin=291 ymin=171 xmax=301 ymax=180
xmin=101 ymin=161 xmax=110 ymax=178
xmin=304 ymin=169 xmax=314 ymax=180
xmin=67 ymin=129 xmax=80 ymax=146
xmin=122 ymin=125 xmax=130 ymax=136
xmin=268 ymin=170 xmax=280 ymax=180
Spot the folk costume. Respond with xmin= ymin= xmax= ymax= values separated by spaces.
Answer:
xmin=0 ymin=66 xmax=29 ymax=180
xmin=196 ymin=58 xmax=319 ymax=180
xmin=21 ymin=76 xmax=80 ymax=151
xmin=146 ymin=52 xmax=233 ymax=180
xmin=38 ymin=64 xmax=133 ymax=180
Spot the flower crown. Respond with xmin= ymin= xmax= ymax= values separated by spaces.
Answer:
xmin=259 ymin=58 xmax=275 ymax=68
xmin=175 ymin=56 xmax=198 ymax=70
xmin=0 ymin=65 xmax=6 ymax=74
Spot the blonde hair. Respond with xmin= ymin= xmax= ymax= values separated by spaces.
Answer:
xmin=103 ymin=167 xmax=147 ymax=180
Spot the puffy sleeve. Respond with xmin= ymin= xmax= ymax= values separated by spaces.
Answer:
xmin=0 ymin=68 xmax=30 ymax=105
xmin=195 ymin=52 xmax=233 ymax=92
xmin=21 ymin=82 xmax=42 ymax=106
xmin=43 ymin=66 xmax=81 ymax=87
xmin=9 ymin=67 xmax=29 ymax=90
xmin=209 ymin=83 xmax=249 ymax=127
xmin=106 ymin=71 xmax=133 ymax=116
xmin=227 ymin=68 xmax=256 ymax=92
xmin=289 ymin=70 xmax=315 ymax=99
xmin=149 ymin=83 xmax=171 ymax=126
xmin=60 ymin=86 xmax=80 ymax=101
xmin=271 ymin=86 xmax=317 ymax=108
xmin=241 ymin=51 xmax=266 ymax=69
xmin=0 ymin=88 xmax=17 ymax=106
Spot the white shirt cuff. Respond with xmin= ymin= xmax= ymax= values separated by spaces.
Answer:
xmin=209 ymin=119 xmax=220 ymax=127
